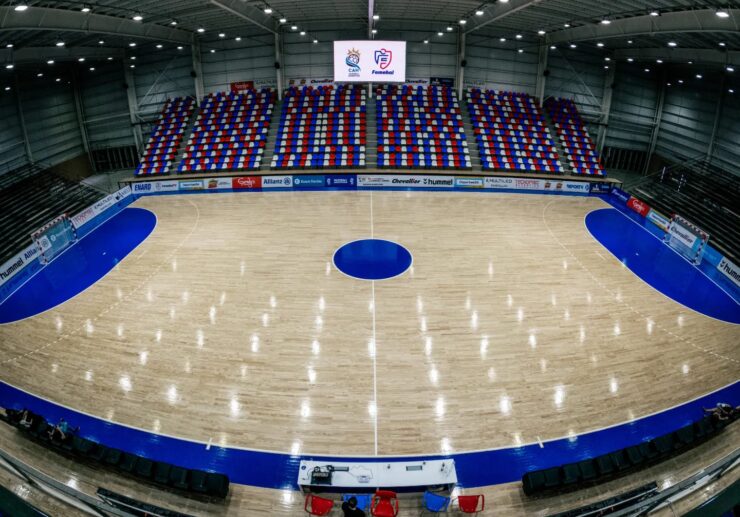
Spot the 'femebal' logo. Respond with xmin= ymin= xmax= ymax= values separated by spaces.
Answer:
xmin=374 ymin=48 xmax=392 ymax=70
xmin=346 ymin=48 xmax=361 ymax=77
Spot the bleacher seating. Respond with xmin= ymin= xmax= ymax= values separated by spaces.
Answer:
xmin=179 ymin=89 xmax=275 ymax=173
xmin=544 ymin=97 xmax=606 ymax=177
xmin=135 ymin=97 xmax=195 ymax=177
xmin=466 ymin=89 xmax=564 ymax=174
xmin=271 ymin=85 xmax=366 ymax=169
xmin=0 ymin=172 xmax=101 ymax=264
xmin=376 ymin=85 xmax=471 ymax=169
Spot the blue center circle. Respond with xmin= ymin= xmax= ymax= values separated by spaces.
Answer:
xmin=333 ymin=239 xmax=412 ymax=280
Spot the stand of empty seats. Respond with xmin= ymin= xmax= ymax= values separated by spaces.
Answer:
xmin=272 ymin=85 xmax=366 ymax=169
xmin=179 ymin=89 xmax=275 ymax=173
xmin=467 ymin=89 xmax=563 ymax=174
xmin=544 ymin=97 xmax=605 ymax=177
xmin=376 ymin=85 xmax=471 ymax=169
xmin=135 ymin=97 xmax=195 ymax=177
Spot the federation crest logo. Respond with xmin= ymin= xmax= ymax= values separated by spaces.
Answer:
xmin=346 ymin=48 xmax=361 ymax=76
xmin=374 ymin=48 xmax=392 ymax=69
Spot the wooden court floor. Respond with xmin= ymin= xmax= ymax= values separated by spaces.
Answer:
xmin=0 ymin=191 xmax=738 ymax=460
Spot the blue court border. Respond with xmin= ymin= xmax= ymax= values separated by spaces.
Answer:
xmin=1 ymin=380 xmax=737 ymax=489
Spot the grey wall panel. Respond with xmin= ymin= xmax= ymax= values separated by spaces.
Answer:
xmin=605 ymin=67 xmax=658 ymax=150
xmin=655 ymin=83 xmax=717 ymax=161
xmin=80 ymin=64 xmax=134 ymax=149
xmin=202 ymin=37 xmax=276 ymax=93
xmin=0 ymin=90 xmax=28 ymax=175
xmin=465 ymin=43 xmax=538 ymax=94
xmin=545 ymin=50 xmax=605 ymax=118
xmin=20 ymin=79 xmax=83 ymax=165
xmin=133 ymin=51 xmax=195 ymax=119
xmin=711 ymin=89 xmax=740 ymax=176
xmin=284 ymin=38 xmax=334 ymax=80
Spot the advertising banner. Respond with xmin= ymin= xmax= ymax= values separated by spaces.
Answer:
xmin=626 ymin=196 xmax=650 ymax=217
xmin=0 ymin=244 xmax=39 ymax=288
xmin=647 ymin=209 xmax=670 ymax=231
xmin=325 ymin=174 xmax=357 ymax=189
xmin=287 ymin=77 xmax=334 ymax=87
xmin=430 ymin=77 xmax=454 ymax=86
xmin=230 ymin=81 xmax=254 ymax=93
xmin=293 ymin=175 xmax=326 ymax=189
xmin=405 ymin=77 xmax=430 ymax=86
xmin=179 ymin=180 xmax=204 ymax=191
xmin=204 ymin=178 xmax=233 ymax=190
xmin=589 ymin=182 xmax=612 ymax=194
xmin=717 ymin=257 xmax=740 ymax=288
xmin=612 ymin=187 xmax=631 ymax=203
xmin=132 ymin=180 xmax=179 ymax=195
xmin=261 ymin=175 xmax=293 ymax=188
xmin=455 ymin=177 xmax=484 ymax=189
xmin=232 ymin=176 xmax=262 ymax=190
xmin=667 ymin=223 xmax=698 ymax=248
xmin=358 ymin=175 xmax=454 ymax=188
xmin=333 ymin=40 xmax=407 ymax=83
xmin=72 ymin=186 xmax=132 ymax=229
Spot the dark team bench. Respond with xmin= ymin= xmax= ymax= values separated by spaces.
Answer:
xmin=1 ymin=409 xmax=229 ymax=499
xmin=522 ymin=413 xmax=736 ymax=496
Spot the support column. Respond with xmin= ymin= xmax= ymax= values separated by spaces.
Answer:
xmin=535 ymin=43 xmax=548 ymax=105
xmin=596 ymin=62 xmax=616 ymax=154
xmin=123 ymin=61 xmax=144 ymax=154
xmin=456 ymin=30 xmax=466 ymax=100
xmin=13 ymin=74 xmax=33 ymax=162
xmin=274 ymin=32 xmax=284 ymax=100
xmin=644 ymin=69 xmax=667 ymax=175
xmin=71 ymin=69 xmax=92 ymax=167
xmin=191 ymin=38 xmax=205 ymax=102
xmin=706 ymin=74 xmax=726 ymax=162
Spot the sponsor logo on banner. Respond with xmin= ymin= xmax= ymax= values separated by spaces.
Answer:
xmin=358 ymin=175 xmax=453 ymax=188
xmin=374 ymin=48 xmax=393 ymax=70
xmin=230 ymin=81 xmax=254 ymax=93
xmin=132 ymin=182 xmax=153 ymax=194
xmin=205 ymin=178 xmax=232 ymax=190
xmin=563 ymin=181 xmax=590 ymax=192
xmin=647 ymin=209 xmax=670 ymax=231
xmin=232 ymin=176 xmax=262 ymax=189
xmin=612 ymin=187 xmax=631 ymax=203
xmin=515 ymin=179 xmax=543 ymax=190
xmin=156 ymin=181 xmax=179 ymax=192
xmin=627 ymin=196 xmax=650 ymax=217
xmin=455 ymin=177 xmax=484 ymax=188
xmin=72 ymin=186 xmax=132 ymax=229
xmin=0 ymin=243 xmax=40 ymax=288
xmin=293 ymin=175 xmax=326 ymax=188
xmin=430 ymin=77 xmax=455 ymax=87
xmin=405 ymin=77 xmax=430 ymax=85
xmin=590 ymin=182 xmax=612 ymax=193
xmin=179 ymin=180 xmax=204 ymax=191
xmin=262 ymin=175 xmax=293 ymax=188
xmin=668 ymin=223 xmax=698 ymax=248
xmin=484 ymin=177 xmax=516 ymax=189
xmin=717 ymin=257 xmax=740 ymax=288
xmin=71 ymin=207 xmax=95 ymax=228
xmin=325 ymin=174 xmax=357 ymax=188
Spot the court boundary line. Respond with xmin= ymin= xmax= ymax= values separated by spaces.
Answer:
xmin=0 ymin=378 xmax=735 ymax=458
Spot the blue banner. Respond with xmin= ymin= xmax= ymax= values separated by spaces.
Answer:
xmin=325 ymin=174 xmax=357 ymax=189
xmin=292 ymin=175 xmax=325 ymax=189
xmin=611 ymin=187 xmax=631 ymax=203
xmin=589 ymin=182 xmax=611 ymax=194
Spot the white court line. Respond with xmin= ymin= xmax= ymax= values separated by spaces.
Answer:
xmin=370 ymin=190 xmax=378 ymax=456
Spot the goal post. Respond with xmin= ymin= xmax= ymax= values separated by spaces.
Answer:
xmin=663 ymin=214 xmax=709 ymax=265
xmin=31 ymin=214 xmax=78 ymax=265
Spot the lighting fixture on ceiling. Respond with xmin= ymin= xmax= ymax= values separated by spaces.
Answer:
xmin=446 ymin=26 xmax=453 ymax=31
xmin=210 ymin=49 xmax=215 ymax=53
xmin=5 ymin=64 xmax=14 ymax=69
xmin=37 ymin=73 xmax=43 ymax=77
xmin=279 ymin=18 xmax=287 ymax=23
xmin=649 ymin=10 xmax=659 ymax=17
xmin=515 ymin=34 xmax=522 ymax=39
xmin=696 ymin=74 xmax=702 ymax=79
xmin=129 ymin=42 xmax=136 ymax=47
xmin=156 ymin=44 xmax=163 ymax=49
xmin=197 ymin=27 xmax=205 ymax=33
xmin=6 ymin=43 xmax=13 ymax=48
xmin=264 ymin=7 xmax=272 ymax=14
xmin=517 ymin=49 xmax=523 ymax=53
xmin=291 ymin=25 xmax=297 ymax=30
xmin=219 ymin=33 xmax=226 ymax=38
xmin=644 ymin=68 xmax=650 ymax=72
xmin=47 ymin=59 xmax=55 ymax=64
xmin=476 ymin=10 xmax=484 ymax=16
xmin=729 ymin=88 xmax=735 ymax=93
xmin=81 ymin=5 xmax=91 ymax=12
xmin=668 ymin=41 xmax=677 ymax=47
xmin=601 ymin=18 xmax=611 ymax=25
xmin=98 ymin=40 xmax=104 ymax=45
xmin=627 ymin=40 xmax=633 ymax=44
xmin=719 ymin=42 xmax=726 ymax=47
xmin=300 ymin=31 xmax=306 ymax=35
xmin=132 ymin=13 xmax=143 ymax=21
xmin=89 ymin=67 xmax=95 ymax=71
xmin=627 ymin=58 xmax=634 ymax=62
xmin=604 ymin=57 xmax=610 ymax=61
xmin=499 ymin=37 xmax=506 ymax=42
xmin=373 ymin=14 xmax=380 ymax=20
xmin=313 ymin=39 xmax=318 ymax=44
xmin=459 ymin=19 xmax=466 ymax=25
xmin=716 ymin=9 xmax=729 ymax=18
xmin=423 ymin=39 xmax=429 ymax=44
xmin=597 ymin=42 xmax=604 ymax=47
xmin=437 ymin=32 xmax=443 ymax=36
xmin=78 ymin=57 xmax=85 ymax=62
xmin=727 ymin=66 xmax=735 ymax=72
xmin=170 ymin=20 xmax=178 ymax=25
xmin=656 ymin=59 xmax=663 ymax=63
xmin=14 ymin=3 xmax=29 ymax=11
xmin=235 ymin=36 xmax=242 ymax=41
xmin=537 ymin=30 xmax=546 ymax=35
xmin=563 ymin=23 xmax=571 ymax=27
xmin=56 ymin=40 xmax=65 ymax=47
xmin=371 ymin=29 xmax=377 ymax=34
xmin=550 ymin=45 xmax=556 ymax=49
xmin=569 ymin=43 xmax=577 ymax=48
xmin=177 ymin=46 xmax=183 ymax=50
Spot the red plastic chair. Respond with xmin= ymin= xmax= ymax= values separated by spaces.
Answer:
xmin=304 ymin=494 xmax=334 ymax=516
xmin=370 ymin=489 xmax=399 ymax=517
xmin=457 ymin=494 xmax=485 ymax=514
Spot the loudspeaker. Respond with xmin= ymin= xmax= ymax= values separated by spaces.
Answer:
xmin=122 ymin=83 xmax=129 ymax=90
xmin=190 ymin=70 xmax=197 ymax=78
xmin=543 ymin=69 xmax=550 ymax=77
xmin=461 ymin=59 xmax=467 ymax=68
xmin=274 ymin=61 xmax=281 ymax=69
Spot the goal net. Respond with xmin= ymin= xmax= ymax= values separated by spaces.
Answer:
xmin=663 ymin=214 xmax=709 ymax=265
xmin=31 ymin=214 xmax=78 ymax=265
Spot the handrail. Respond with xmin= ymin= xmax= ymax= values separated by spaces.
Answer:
xmin=623 ymin=153 xmax=707 ymax=191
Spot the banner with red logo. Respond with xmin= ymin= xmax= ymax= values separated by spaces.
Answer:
xmin=626 ymin=196 xmax=650 ymax=217
xmin=232 ymin=176 xmax=262 ymax=190
xmin=230 ymin=81 xmax=254 ymax=93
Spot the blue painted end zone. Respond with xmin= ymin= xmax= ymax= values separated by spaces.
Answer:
xmin=334 ymin=239 xmax=412 ymax=280
xmin=587 ymin=208 xmax=740 ymax=323
xmin=0 ymin=208 xmax=156 ymax=324
xmin=0 ymin=380 xmax=736 ymax=489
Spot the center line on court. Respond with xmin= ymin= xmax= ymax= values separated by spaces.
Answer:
xmin=370 ymin=190 xmax=378 ymax=455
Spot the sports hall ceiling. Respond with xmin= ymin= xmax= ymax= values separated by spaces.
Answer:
xmin=0 ymin=0 xmax=738 ymax=67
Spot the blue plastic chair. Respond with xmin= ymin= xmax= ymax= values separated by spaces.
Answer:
xmin=342 ymin=494 xmax=371 ymax=512
xmin=422 ymin=491 xmax=451 ymax=514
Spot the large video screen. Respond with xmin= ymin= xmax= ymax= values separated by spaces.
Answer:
xmin=333 ymin=40 xmax=407 ymax=83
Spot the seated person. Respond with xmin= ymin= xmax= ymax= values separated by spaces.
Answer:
xmin=48 ymin=418 xmax=74 ymax=442
xmin=19 ymin=409 xmax=35 ymax=429
xmin=342 ymin=496 xmax=366 ymax=517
